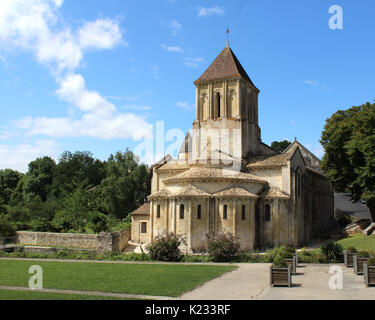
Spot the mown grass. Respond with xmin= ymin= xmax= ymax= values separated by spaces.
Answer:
xmin=336 ymin=233 xmax=375 ymax=253
xmin=0 ymin=259 xmax=236 ymax=297
xmin=0 ymin=289 xmax=126 ymax=300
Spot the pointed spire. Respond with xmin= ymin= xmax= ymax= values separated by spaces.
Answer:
xmin=226 ymin=26 xmax=230 ymax=47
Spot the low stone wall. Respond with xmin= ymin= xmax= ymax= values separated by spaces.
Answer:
xmin=112 ymin=230 xmax=130 ymax=252
xmin=16 ymin=230 xmax=130 ymax=252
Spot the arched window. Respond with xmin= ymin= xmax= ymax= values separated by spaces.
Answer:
xmin=197 ymin=205 xmax=202 ymax=220
xmin=265 ymin=204 xmax=271 ymax=221
xmin=242 ymin=205 xmax=246 ymax=220
xmin=298 ymin=172 xmax=301 ymax=197
xmin=216 ymin=92 xmax=221 ymax=118
xmin=223 ymin=205 xmax=228 ymax=220
xmin=157 ymin=205 xmax=160 ymax=218
xmin=179 ymin=204 xmax=184 ymax=220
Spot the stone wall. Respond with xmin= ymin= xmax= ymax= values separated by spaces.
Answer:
xmin=16 ymin=230 xmax=130 ymax=252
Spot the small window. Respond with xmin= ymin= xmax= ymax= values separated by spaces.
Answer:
xmin=180 ymin=204 xmax=185 ymax=220
xmin=141 ymin=222 xmax=147 ymax=234
xmin=242 ymin=205 xmax=246 ymax=220
xmin=216 ymin=92 xmax=221 ymax=118
xmin=223 ymin=205 xmax=228 ymax=220
xmin=197 ymin=205 xmax=202 ymax=220
xmin=265 ymin=204 xmax=271 ymax=221
xmin=157 ymin=205 xmax=160 ymax=218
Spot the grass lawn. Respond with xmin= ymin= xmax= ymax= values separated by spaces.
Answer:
xmin=336 ymin=233 xmax=375 ymax=252
xmin=0 ymin=259 xmax=236 ymax=297
xmin=0 ymin=289 xmax=125 ymax=300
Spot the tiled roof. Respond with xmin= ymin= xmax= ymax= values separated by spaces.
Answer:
xmin=214 ymin=187 xmax=258 ymax=198
xmin=260 ymin=187 xmax=290 ymax=199
xmin=148 ymin=189 xmax=169 ymax=199
xmin=163 ymin=167 xmax=267 ymax=184
xmin=194 ymin=46 xmax=256 ymax=87
xmin=130 ymin=203 xmax=150 ymax=215
xmin=155 ymin=161 xmax=190 ymax=171
xmin=175 ymin=185 xmax=211 ymax=198
xmin=246 ymin=153 xmax=291 ymax=168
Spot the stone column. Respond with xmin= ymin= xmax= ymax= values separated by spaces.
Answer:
xmin=237 ymin=80 xmax=241 ymax=117
xmin=250 ymin=200 xmax=256 ymax=249
xmin=223 ymin=81 xmax=227 ymax=117
xmin=150 ymin=200 xmax=154 ymax=242
xmin=216 ymin=198 xmax=220 ymax=233
xmin=232 ymin=199 xmax=237 ymax=238
xmin=195 ymin=87 xmax=199 ymax=120
xmin=188 ymin=200 xmax=193 ymax=253
xmin=209 ymin=83 xmax=213 ymax=119
xmin=272 ymin=199 xmax=279 ymax=247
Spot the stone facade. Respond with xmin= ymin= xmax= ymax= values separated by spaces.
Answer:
xmin=131 ymin=44 xmax=334 ymax=252
xmin=16 ymin=230 xmax=130 ymax=252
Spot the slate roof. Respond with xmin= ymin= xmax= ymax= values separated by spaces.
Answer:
xmin=194 ymin=46 xmax=256 ymax=88
xmin=179 ymin=132 xmax=192 ymax=154
xmin=130 ymin=203 xmax=150 ymax=215
xmin=148 ymin=189 xmax=169 ymax=199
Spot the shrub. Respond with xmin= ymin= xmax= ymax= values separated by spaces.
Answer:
xmin=335 ymin=210 xmax=352 ymax=227
xmin=0 ymin=215 xmax=16 ymax=237
xmin=346 ymin=247 xmax=357 ymax=254
xmin=320 ymin=241 xmax=343 ymax=262
xmin=146 ymin=233 xmax=184 ymax=262
xmin=30 ymin=217 xmax=52 ymax=232
xmin=87 ymin=211 xmax=109 ymax=233
xmin=266 ymin=246 xmax=293 ymax=262
xmin=273 ymin=254 xmax=288 ymax=268
xmin=367 ymin=257 xmax=375 ymax=266
xmin=51 ymin=210 xmax=73 ymax=232
xmin=358 ymin=251 xmax=370 ymax=258
xmin=206 ymin=232 xmax=240 ymax=262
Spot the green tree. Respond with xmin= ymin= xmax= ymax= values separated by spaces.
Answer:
xmin=96 ymin=149 xmax=150 ymax=219
xmin=57 ymin=180 xmax=93 ymax=232
xmin=0 ymin=169 xmax=23 ymax=205
xmin=270 ymin=140 xmax=291 ymax=153
xmin=23 ymin=157 xmax=56 ymax=202
xmin=53 ymin=151 xmax=105 ymax=196
xmin=320 ymin=101 xmax=375 ymax=221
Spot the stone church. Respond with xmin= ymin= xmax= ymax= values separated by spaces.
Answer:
xmin=131 ymin=44 xmax=334 ymax=252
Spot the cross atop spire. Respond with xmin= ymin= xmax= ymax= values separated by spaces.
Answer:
xmin=226 ymin=26 xmax=230 ymax=47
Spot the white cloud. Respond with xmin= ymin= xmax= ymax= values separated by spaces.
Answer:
xmin=303 ymin=80 xmax=326 ymax=89
xmin=197 ymin=6 xmax=226 ymax=17
xmin=0 ymin=0 xmax=122 ymax=72
xmin=184 ymin=57 xmax=204 ymax=68
xmin=14 ymin=74 xmax=153 ymax=140
xmin=0 ymin=139 xmax=59 ymax=172
xmin=161 ymin=44 xmax=183 ymax=53
xmin=0 ymin=0 xmax=154 ymax=144
xmin=170 ymin=20 xmax=182 ymax=35
xmin=176 ymin=102 xmax=194 ymax=111
xmin=79 ymin=19 xmax=124 ymax=50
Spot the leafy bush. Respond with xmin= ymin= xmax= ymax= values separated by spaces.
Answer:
xmin=30 ymin=217 xmax=52 ymax=232
xmin=335 ymin=210 xmax=353 ymax=227
xmin=51 ymin=210 xmax=73 ymax=232
xmin=346 ymin=247 xmax=357 ymax=254
xmin=321 ymin=241 xmax=343 ymax=262
xmin=367 ymin=257 xmax=375 ymax=266
xmin=358 ymin=251 xmax=370 ymax=258
xmin=146 ymin=233 xmax=184 ymax=262
xmin=266 ymin=246 xmax=293 ymax=262
xmin=273 ymin=253 xmax=288 ymax=268
xmin=87 ymin=211 xmax=109 ymax=233
xmin=206 ymin=232 xmax=240 ymax=262
xmin=0 ymin=215 xmax=16 ymax=237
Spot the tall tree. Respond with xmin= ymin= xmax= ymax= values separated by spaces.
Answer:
xmin=23 ymin=157 xmax=56 ymax=202
xmin=320 ymin=101 xmax=375 ymax=221
xmin=53 ymin=151 xmax=105 ymax=195
xmin=270 ymin=140 xmax=292 ymax=153
xmin=96 ymin=149 xmax=150 ymax=218
xmin=0 ymin=169 xmax=23 ymax=205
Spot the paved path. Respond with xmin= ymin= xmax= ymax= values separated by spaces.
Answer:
xmin=258 ymin=264 xmax=375 ymax=300
xmin=180 ymin=263 xmax=271 ymax=300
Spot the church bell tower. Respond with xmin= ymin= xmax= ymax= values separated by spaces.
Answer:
xmin=192 ymin=43 xmax=262 ymax=162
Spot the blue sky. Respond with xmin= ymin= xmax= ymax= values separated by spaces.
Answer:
xmin=0 ymin=0 xmax=374 ymax=172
